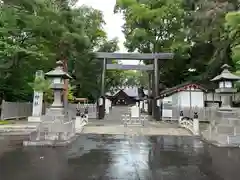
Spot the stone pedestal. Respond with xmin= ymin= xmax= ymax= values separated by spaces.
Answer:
xmin=202 ymin=109 xmax=240 ymax=147
xmin=28 ymin=116 xmax=41 ymax=123
xmin=98 ymin=97 xmax=105 ymax=119
xmin=215 ymin=88 xmax=236 ymax=110
xmin=23 ymin=108 xmax=77 ymax=146
xmin=75 ymin=116 xmax=87 ymax=133
xmin=23 ymin=61 xmax=77 ymax=147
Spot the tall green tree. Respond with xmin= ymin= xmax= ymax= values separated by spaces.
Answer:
xmin=185 ymin=0 xmax=239 ymax=80
xmin=122 ymin=70 xmax=149 ymax=88
xmin=226 ymin=11 xmax=240 ymax=68
xmin=115 ymin=0 xmax=240 ymax=87
xmin=115 ymin=0 xmax=191 ymax=87
xmin=0 ymin=0 xmax=124 ymax=102
xmin=115 ymin=0 xmax=186 ymax=53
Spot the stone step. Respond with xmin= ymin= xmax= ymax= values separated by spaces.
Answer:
xmin=0 ymin=131 xmax=32 ymax=135
xmin=227 ymin=135 xmax=240 ymax=145
xmin=207 ymin=124 xmax=240 ymax=136
xmin=201 ymin=130 xmax=228 ymax=145
xmin=217 ymin=118 xmax=240 ymax=126
xmin=0 ymin=124 xmax=37 ymax=133
xmin=0 ymin=125 xmax=37 ymax=129
xmin=215 ymin=125 xmax=235 ymax=135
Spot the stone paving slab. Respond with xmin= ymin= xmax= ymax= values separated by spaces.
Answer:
xmin=81 ymin=125 xmax=191 ymax=136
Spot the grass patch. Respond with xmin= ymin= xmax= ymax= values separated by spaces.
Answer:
xmin=0 ymin=120 xmax=15 ymax=125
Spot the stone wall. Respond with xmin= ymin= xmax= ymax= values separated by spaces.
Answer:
xmin=162 ymin=105 xmax=217 ymax=122
xmin=0 ymin=100 xmax=32 ymax=120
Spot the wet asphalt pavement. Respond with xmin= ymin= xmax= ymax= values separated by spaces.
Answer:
xmin=0 ymin=134 xmax=240 ymax=180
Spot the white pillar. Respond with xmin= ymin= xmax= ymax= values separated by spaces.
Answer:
xmin=28 ymin=70 xmax=44 ymax=122
xmin=105 ymin=99 xmax=110 ymax=114
xmin=75 ymin=114 xmax=88 ymax=133
xmin=193 ymin=112 xmax=199 ymax=135
xmin=144 ymin=100 xmax=148 ymax=112
xmin=75 ymin=116 xmax=82 ymax=130
xmin=178 ymin=110 xmax=183 ymax=126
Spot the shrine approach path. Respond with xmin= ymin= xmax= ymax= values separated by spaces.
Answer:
xmin=82 ymin=106 xmax=191 ymax=136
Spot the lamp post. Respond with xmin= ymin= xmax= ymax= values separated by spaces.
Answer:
xmin=45 ymin=61 xmax=72 ymax=114
xmin=211 ymin=64 xmax=240 ymax=111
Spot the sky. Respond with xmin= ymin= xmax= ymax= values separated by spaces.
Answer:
xmin=76 ymin=0 xmax=139 ymax=65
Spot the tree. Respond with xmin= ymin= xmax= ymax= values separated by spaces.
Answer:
xmin=122 ymin=70 xmax=148 ymax=88
xmin=115 ymin=0 xmax=186 ymax=53
xmin=115 ymin=0 xmax=240 ymax=87
xmin=184 ymin=0 xmax=239 ymax=80
xmin=0 ymin=0 xmax=124 ymax=102
xmin=115 ymin=0 xmax=192 ymax=87
xmin=225 ymin=11 xmax=240 ymax=68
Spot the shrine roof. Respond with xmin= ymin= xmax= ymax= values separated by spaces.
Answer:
xmin=158 ymin=82 xmax=208 ymax=98
xmin=105 ymin=86 xmax=148 ymax=98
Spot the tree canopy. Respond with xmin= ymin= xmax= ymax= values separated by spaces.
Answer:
xmin=115 ymin=0 xmax=240 ymax=87
xmin=0 ymin=0 xmax=124 ymax=102
xmin=0 ymin=0 xmax=240 ymax=102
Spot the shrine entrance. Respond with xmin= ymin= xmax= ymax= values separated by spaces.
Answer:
xmin=95 ymin=52 xmax=173 ymax=120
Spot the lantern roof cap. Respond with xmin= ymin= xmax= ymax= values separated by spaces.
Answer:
xmin=45 ymin=61 xmax=72 ymax=79
xmin=211 ymin=64 xmax=240 ymax=82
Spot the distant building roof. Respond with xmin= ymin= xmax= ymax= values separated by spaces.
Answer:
xmin=75 ymin=98 xmax=88 ymax=102
xmin=123 ymin=87 xmax=138 ymax=97
xmin=106 ymin=86 xmax=147 ymax=98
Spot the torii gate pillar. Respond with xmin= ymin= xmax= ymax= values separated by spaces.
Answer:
xmin=95 ymin=52 xmax=173 ymax=120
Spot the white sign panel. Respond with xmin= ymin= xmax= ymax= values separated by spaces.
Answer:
xmin=162 ymin=109 xmax=173 ymax=118
xmin=32 ymin=92 xmax=43 ymax=116
xmin=144 ymin=100 xmax=148 ymax=112
xmin=140 ymin=101 xmax=143 ymax=109
xmin=131 ymin=106 xmax=140 ymax=117
xmin=99 ymin=98 xmax=103 ymax=106
xmin=32 ymin=70 xmax=44 ymax=117
xmin=105 ymin=99 xmax=111 ymax=114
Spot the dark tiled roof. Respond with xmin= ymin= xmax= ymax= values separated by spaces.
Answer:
xmin=106 ymin=86 xmax=147 ymax=97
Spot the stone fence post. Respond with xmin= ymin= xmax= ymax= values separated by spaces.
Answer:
xmin=179 ymin=110 xmax=183 ymax=126
xmin=193 ymin=112 xmax=199 ymax=135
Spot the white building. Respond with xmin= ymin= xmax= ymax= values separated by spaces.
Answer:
xmin=159 ymin=82 xmax=221 ymax=121
xmin=160 ymin=82 xmax=208 ymax=108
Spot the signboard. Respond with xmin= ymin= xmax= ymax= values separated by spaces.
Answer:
xmin=131 ymin=106 xmax=140 ymax=118
xmin=32 ymin=70 xmax=44 ymax=117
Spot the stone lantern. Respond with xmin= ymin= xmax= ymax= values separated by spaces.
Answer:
xmin=23 ymin=61 xmax=77 ymax=147
xmin=201 ymin=64 xmax=240 ymax=147
xmin=211 ymin=64 xmax=240 ymax=111
xmin=45 ymin=60 xmax=72 ymax=114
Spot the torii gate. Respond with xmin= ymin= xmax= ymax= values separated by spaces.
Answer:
xmin=95 ymin=52 xmax=173 ymax=120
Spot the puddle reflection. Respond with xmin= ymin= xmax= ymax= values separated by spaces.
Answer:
xmin=0 ymin=134 xmax=239 ymax=180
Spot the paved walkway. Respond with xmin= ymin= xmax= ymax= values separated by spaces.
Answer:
xmin=0 ymin=106 xmax=208 ymax=136
xmin=83 ymin=106 xmax=192 ymax=136
xmin=0 ymin=134 xmax=238 ymax=180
